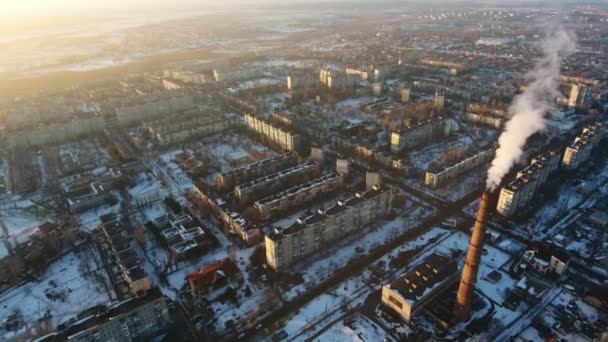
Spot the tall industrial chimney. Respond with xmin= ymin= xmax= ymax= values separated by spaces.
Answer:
xmin=453 ymin=191 xmax=491 ymax=321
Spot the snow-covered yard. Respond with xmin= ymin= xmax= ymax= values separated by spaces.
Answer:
xmin=0 ymin=244 xmax=114 ymax=338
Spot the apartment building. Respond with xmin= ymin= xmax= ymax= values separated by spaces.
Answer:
xmin=381 ymin=253 xmax=458 ymax=322
xmin=496 ymin=149 xmax=561 ymax=217
xmin=567 ymin=83 xmax=592 ymax=109
xmin=98 ymin=216 xmax=151 ymax=296
xmin=345 ymin=67 xmax=369 ymax=80
xmin=40 ymin=288 xmax=171 ymax=342
xmin=425 ymin=149 xmax=494 ymax=188
xmin=163 ymin=69 xmax=211 ymax=85
xmin=8 ymin=113 xmax=105 ymax=147
xmin=265 ymin=186 xmax=395 ymax=271
xmin=244 ymin=113 xmax=303 ymax=152
xmin=62 ymin=169 xmax=124 ymax=213
xmin=213 ymin=67 xmax=264 ymax=83
xmin=215 ymin=152 xmax=299 ymax=192
xmin=234 ymin=161 xmax=320 ymax=204
xmin=115 ymin=91 xmax=194 ymax=127
xmin=254 ymin=173 xmax=343 ymax=221
xmin=152 ymin=114 xmax=240 ymax=147
xmin=190 ymin=183 xmax=261 ymax=245
xmin=464 ymin=102 xmax=509 ymax=128
xmin=434 ymin=87 xmax=446 ymax=109
xmin=562 ymin=122 xmax=605 ymax=170
xmin=464 ymin=112 xmax=504 ymax=128
xmin=154 ymin=214 xmax=212 ymax=260
xmin=391 ymin=117 xmax=455 ymax=153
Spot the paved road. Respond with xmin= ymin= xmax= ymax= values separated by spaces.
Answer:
xmin=493 ymin=286 xmax=562 ymax=342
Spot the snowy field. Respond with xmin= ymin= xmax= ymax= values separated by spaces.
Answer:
xmin=0 ymin=199 xmax=52 ymax=251
xmin=282 ymin=200 xmax=437 ymax=301
xmin=314 ymin=314 xmax=395 ymax=342
xmin=0 ymin=245 xmax=114 ymax=338
xmin=279 ymin=227 xmax=452 ymax=340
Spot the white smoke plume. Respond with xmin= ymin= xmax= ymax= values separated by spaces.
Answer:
xmin=486 ymin=26 xmax=576 ymax=191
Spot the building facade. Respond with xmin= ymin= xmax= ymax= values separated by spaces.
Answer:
xmin=391 ymin=117 xmax=455 ymax=153
xmin=496 ymin=149 xmax=561 ymax=217
xmin=244 ymin=113 xmax=303 ymax=152
xmin=234 ymin=161 xmax=320 ymax=204
xmin=381 ymin=253 xmax=458 ymax=322
xmin=425 ymin=149 xmax=494 ymax=188
xmin=562 ymin=122 xmax=605 ymax=170
xmin=265 ymin=186 xmax=395 ymax=271
xmin=41 ymin=289 xmax=171 ymax=342
xmin=215 ymin=152 xmax=299 ymax=192
xmin=254 ymin=173 xmax=343 ymax=221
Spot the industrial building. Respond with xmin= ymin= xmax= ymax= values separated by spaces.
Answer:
xmin=265 ymin=185 xmax=395 ymax=271
xmin=391 ymin=117 xmax=455 ymax=153
xmin=254 ymin=172 xmax=343 ymax=221
xmin=215 ymin=152 xmax=299 ymax=191
xmin=425 ymin=149 xmax=494 ymax=188
xmin=381 ymin=253 xmax=459 ymax=322
xmin=244 ymin=113 xmax=303 ymax=152
xmin=562 ymin=122 xmax=605 ymax=170
xmin=496 ymin=149 xmax=562 ymax=217
xmin=234 ymin=161 xmax=320 ymax=204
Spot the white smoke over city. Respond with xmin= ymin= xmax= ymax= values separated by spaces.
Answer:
xmin=486 ymin=26 xmax=576 ymax=191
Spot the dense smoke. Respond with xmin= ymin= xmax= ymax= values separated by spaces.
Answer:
xmin=486 ymin=27 xmax=576 ymax=191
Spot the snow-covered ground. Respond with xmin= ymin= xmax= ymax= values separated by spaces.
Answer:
xmin=0 ymin=201 xmax=52 ymax=250
xmin=282 ymin=200 xmax=437 ymax=301
xmin=0 ymin=245 xmax=114 ymax=338
xmin=313 ymin=314 xmax=395 ymax=342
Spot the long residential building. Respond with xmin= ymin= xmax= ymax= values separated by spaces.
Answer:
xmin=115 ymin=92 xmax=194 ymax=127
xmin=244 ymin=113 xmax=303 ymax=152
xmin=496 ymin=149 xmax=561 ymax=217
xmin=8 ymin=113 xmax=105 ymax=147
xmin=391 ymin=117 xmax=455 ymax=153
xmin=163 ymin=69 xmax=211 ymax=85
xmin=254 ymin=173 xmax=343 ymax=221
xmin=425 ymin=148 xmax=494 ymax=188
xmin=234 ymin=161 xmax=320 ymax=204
xmin=190 ymin=183 xmax=261 ymax=246
xmin=215 ymin=152 xmax=300 ymax=191
xmin=562 ymin=122 xmax=605 ymax=170
xmin=98 ymin=216 xmax=151 ymax=296
xmin=40 ymin=288 xmax=171 ymax=342
xmin=152 ymin=114 xmax=240 ymax=147
xmin=265 ymin=185 xmax=396 ymax=271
